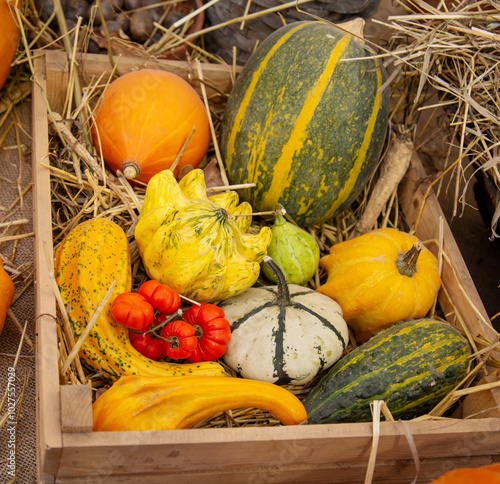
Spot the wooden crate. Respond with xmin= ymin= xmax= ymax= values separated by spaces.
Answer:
xmin=32 ymin=49 xmax=500 ymax=483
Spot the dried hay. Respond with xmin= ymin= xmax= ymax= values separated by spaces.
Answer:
xmin=376 ymin=0 xmax=500 ymax=239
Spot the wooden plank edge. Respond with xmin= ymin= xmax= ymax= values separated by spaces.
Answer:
xmin=460 ymin=370 xmax=500 ymax=419
xmin=53 ymin=417 xmax=500 ymax=479
xmin=60 ymin=385 xmax=93 ymax=433
xmin=399 ymin=154 xmax=498 ymax=346
xmin=28 ymin=455 xmax=500 ymax=484
xmin=32 ymin=50 xmax=64 ymax=482
xmin=44 ymin=49 xmax=241 ymax=113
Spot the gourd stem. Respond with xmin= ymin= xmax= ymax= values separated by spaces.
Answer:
xmin=395 ymin=242 xmax=422 ymax=277
xmin=263 ymin=255 xmax=291 ymax=305
xmin=157 ymin=334 xmax=180 ymax=348
xmin=274 ymin=203 xmax=287 ymax=226
xmin=122 ymin=160 xmax=140 ymax=180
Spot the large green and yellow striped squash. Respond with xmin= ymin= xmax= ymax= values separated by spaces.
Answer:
xmin=303 ymin=319 xmax=472 ymax=424
xmin=220 ymin=21 xmax=390 ymax=227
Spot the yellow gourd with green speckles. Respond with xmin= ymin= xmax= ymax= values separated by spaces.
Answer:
xmin=135 ymin=169 xmax=272 ymax=303
xmin=54 ymin=218 xmax=226 ymax=382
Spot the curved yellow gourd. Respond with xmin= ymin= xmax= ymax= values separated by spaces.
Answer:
xmin=135 ymin=169 xmax=272 ymax=303
xmin=54 ymin=218 xmax=226 ymax=381
xmin=93 ymin=374 xmax=308 ymax=431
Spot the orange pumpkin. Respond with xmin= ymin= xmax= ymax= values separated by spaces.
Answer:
xmin=429 ymin=464 xmax=500 ymax=483
xmin=0 ymin=0 xmax=20 ymax=91
xmin=91 ymin=69 xmax=210 ymax=184
xmin=0 ymin=255 xmax=14 ymax=335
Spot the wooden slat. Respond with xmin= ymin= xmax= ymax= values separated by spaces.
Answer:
xmin=461 ymin=371 xmax=500 ymax=419
xmin=60 ymin=385 xmax=93 ymax=433
xmin=32 ymin=51 xmax=64 ymax=481
xmin=30 ymin=455 xmax=500 ymax=484
xmin=44 ymin=49 xmax=241 ymax=113
xmin=54 ymin=418 xmax=500 ymax=482
xmin=398 ymin=153 xmax=497 ymax=344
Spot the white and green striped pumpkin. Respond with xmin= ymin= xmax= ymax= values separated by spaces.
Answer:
xmin=220 ymin=257 xmax=348 ymax=385
xmin=221 ymin=20 xmax=390 ymax=227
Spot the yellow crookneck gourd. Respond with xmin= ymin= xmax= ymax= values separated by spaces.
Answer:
xmin=135 ymin=169 xmax=272 ymax=303
xmin=54 ymin=218 xmax=226 ymax=382
xmin=93 ymin=374 xmax=308 ymax=431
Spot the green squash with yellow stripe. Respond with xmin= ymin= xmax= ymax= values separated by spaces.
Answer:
xmin=221 ymin=21 xmax=390 ymax=227
xmin=303 ymin=319 xmax=472 ymax=424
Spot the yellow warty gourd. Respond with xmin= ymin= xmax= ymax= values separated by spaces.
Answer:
xmin=135 ymin=169 xmax=272 ymax=303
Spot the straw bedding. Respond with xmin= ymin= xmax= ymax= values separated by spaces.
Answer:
xmin=37 ymin=1 xmax=499 ymax=425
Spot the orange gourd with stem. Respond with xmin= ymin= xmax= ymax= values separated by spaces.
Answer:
xmin=0 ymin=255 xmax=14 ymax=335
xmin=91 ymin=69 xmax=210 ymax=185
xmin=316 ymin=227 xmax=441 ymax=343
xmin=0 ymin=0 xmax=20 ymax=91
xmin=429 ymin=464 xmax=500 ymax=483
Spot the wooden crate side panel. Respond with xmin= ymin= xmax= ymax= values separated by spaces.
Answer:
xmin=461 ymin=372 xmax=500 ymax=419
xmin=44 ymin=50 xmax=240 ymax=112
xmin=52 ymin=418 xmax=500 ymax=481
xmin=398 ymin=154 xmax=496 ymax=344
xmin=32 ymin=53 xmax=64 ymax=480
xmin=37 ymin=455 xmax=500 ymax=484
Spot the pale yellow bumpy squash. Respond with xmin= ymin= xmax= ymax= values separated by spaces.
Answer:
xmin=135 ymin=169 xmax=272 ymax=303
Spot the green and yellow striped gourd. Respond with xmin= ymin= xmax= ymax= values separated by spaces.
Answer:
xmin=261 ymin=204 xmax=320 ymax=286
xmin=221 ymin=20 xmax=390 ymax=227
xmin=303 ymin=318 xmax=472 ymax=424
xmin=54 ymin=218 xmax=226 ymax=382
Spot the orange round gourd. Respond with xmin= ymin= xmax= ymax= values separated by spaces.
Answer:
xmin=0 ymin=0 xmax=20 ymax=91
xmin=429 ymin=464 xmax=500 ymax=483
xmin=316 ymin=228 xmax=441 ymax=343
xmin=91 ymin=69 xmax=210 ymax=184
xmin=0 ymin=255 xmax=14 ymax=335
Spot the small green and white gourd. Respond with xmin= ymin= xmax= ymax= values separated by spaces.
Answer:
xmin=262 ymin=204 xmax=320 ymax=286
xmin=221 ymin=256 xmax=349 ymax=385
